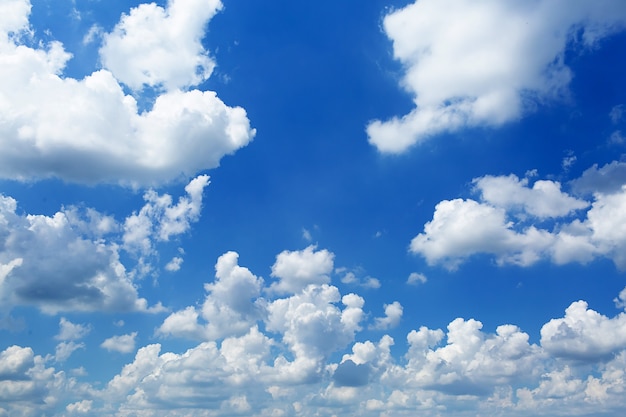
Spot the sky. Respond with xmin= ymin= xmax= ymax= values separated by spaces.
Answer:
xmin=1 ymin=0 xmax=626 ymax=416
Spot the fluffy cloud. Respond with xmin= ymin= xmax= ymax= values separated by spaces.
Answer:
xmin=411 ymin=165 xmax=626 ymax=269
xmin=0 ymin=195 xmax=154 ymax=314
xmin=541 ymin=300 xmax=626 ymax=361
xmin=101 ymin=332 xmax=138 ymax=354
xmin=100 ymin=0 xmax=222 ymax=91
xmin=157 ymin=251 xmax=265 ymax=340
xmin=0 ymin=0 xmax=254 ymax=186
xmin=0 ymin=175 xmax=209 ymax=316
xmin=371 ymin=301 xmax=403 ymax=330
xmin=55 ymin=318 xmax=91 ymax=341
xmin=367 ymin=0 xmax=626 ymax=153
xmin=269 ymin=246 xmax=334 ymax=294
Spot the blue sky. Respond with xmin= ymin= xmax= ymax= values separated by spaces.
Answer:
xmin=2 ymin=0 xmax=626 ymax=415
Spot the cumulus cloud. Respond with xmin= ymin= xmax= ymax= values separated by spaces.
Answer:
xmin=123 ymin=175 xmax=210 ymax=257
xmin=371 ymin=301 xmax=403 ymax=330
xmin=0 ymin=0 xmax=254 ymax=186
xmin=0 ymin=175 xmax=208 ymax=316
xmin=157 ymin=251 xmax=265 ymax=340
xmin=269 ymin=246 xmax=334 ymax=294
xmin=367 ymin=0 xmax=626 ymax=153
xmin=100 ymin=0 xmax=222 ymax=91
xmin=411 ymin=165 xmax=626 ymax=270
xmin=541 ymin=300 xmax=626 ymax=361
xmin=101 ymin=332 xmax=138 ymax=354
xmin=0 ymin=194 xmax=155 ymax=314
xmin=407 ymin=272 xmax=427 ymax=286
xmin=55 ymin=318 xmax=91 ymax=341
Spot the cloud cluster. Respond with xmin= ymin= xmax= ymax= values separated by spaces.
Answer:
xmin=0 ymin=175 xmax=209 ymax=317
xmin=4 ymin=245 xmax=626 ymax=416
xmin=0 ymin=0 xmax=254 ymax=186
xmin=411 ymin=162 xmax=626 ymax=270
xmin=368 ymin=0 xmax=626 ymax=153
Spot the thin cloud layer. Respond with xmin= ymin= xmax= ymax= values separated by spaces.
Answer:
xmin=410 ymin=163 xmax=626 ymax=270
xmin=0 ymin=0 xmax=254 ymax=186
xmin=368 ymin=0 xmax=626 ymax=153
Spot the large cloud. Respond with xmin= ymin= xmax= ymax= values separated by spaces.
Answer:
xmin=0 ymin=0 xmax=254 ymax=186
xmin=367 ymin=0 xmax=626 ymax=153
xmin=0 ymin=176 xmax=208 ymax=315
xmin=410 ymin=165 xmax=626 ymax=270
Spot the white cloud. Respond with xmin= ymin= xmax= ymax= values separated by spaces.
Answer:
xmin=0 ymin=0 xmax=254 ymax=186
xmin=100 ymin=0 xmax=222 ymax=91
xmin=610 ymin=104 xmax=625 ymax=124
xmin=0 ymin=194 xmax=155 ymax=315
xmin=164 ymin=256 xmax=183 ymax=272
xmin=541 ymin=300 xmax=626 ymax=361
xmin=157 ymin=251 xmax=265 ymax=340
xmin=473 ymin=174 xmax=588 ymax=218
xmin=55 ymin=317 xmax=91 ymax=341
xmin=269 ymin=246 xmax=334 ymax=294
xmin=101 ymin=332 xmax=138 ymax=354
xmin=55 ymin=341 xmax=85 ymax=362
xmin=338 ymin=268 xmax=381 ymax=289
xmin=407 ymin=272 xmax=427 ymax=286
xmin=368 ymin=0 xmax=626 ymax=153
xmin=410 ymin=166 xmax=626 ymax=270
xmin=123 ymin=175 xmax=210 ymax=258
xmin=66 ymin=400 xmax=92 ymax=414
xmin=371 ymin=301 xmax=403 ymax=330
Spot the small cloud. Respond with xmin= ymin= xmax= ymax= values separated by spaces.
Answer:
xmin=55 ymin=341 xmax=85 ymax=362
xmin=165 ymin=256 xmax=183 ymax=272
xmin=338 ymin=268 xmax=380 ymax=289
xmin=371 ymin=301 xmax=403 ymax=330
xmin=101 ymin=332 xmax=138 ymax=354
xmin=302 ymin=228 xmax=312 ymax=242
xmin=407 ymin=272 xmax=427 ymax=286
xmin=610 ymin=104 xmax=625 ymax=124
xmin=562 ymin=151 xmax=576 ymax=171
xmin=82 ymin=24 xmax=103 ymax=45
xmin=56 ymin=318 xmax=91 ymax=341
xmin=609 ymin=130 xmax=625 ymax=145
xmin=114 ymin=320 xmax=125 ymax=327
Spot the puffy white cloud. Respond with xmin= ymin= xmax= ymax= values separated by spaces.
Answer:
xmin=55 ymin=341 xmax=85 ymax=362
xmin=101 ymin=332 xmax=138 ymax=354
xmin=407 ymin=272 xmax=427 ymax=286
xmin=337 ymin=267 xmax=381 ymax=289
xmin=368 ymin=0 xmax=626 ymax=153
xmin=66 ymin=400 xmax=92 ymax=414
xmin=473 ymin=174 xmax=588 ymax=218
xmin=164 ymin=256 xmax=183 ymax=272
xmin=269 ymin=246 xmax=334 ymax=294
xmin=0 ymin=194 xmax=155 ymax=314
xmin=410 ymin=198 xmax=554 ymax=269
xmin=56 ymin=318 xmax=91 ymax=341
xmin=123 ymin=175 xmax=210 ymax=257
xmin=100 ymin=0 xmax=222 ymax=91
xmin=541 ymin=300 xmax=626 ymax=361
xmin=157 ymin=251 xmax=265 ymax=340
xmin=411 ymin=166 xmax=626 ymax=270
xmin=0 ymin=0 xmax=254 ymax=186
xmin=371 ymin=301 xmax=403 ymax=330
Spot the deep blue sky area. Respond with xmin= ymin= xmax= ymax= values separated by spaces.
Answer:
xmin=2 ymin=1 xmax=626 ymax=416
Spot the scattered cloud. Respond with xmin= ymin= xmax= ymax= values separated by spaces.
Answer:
xmin=410 ymin=163 xmax=626 ymax=270
xmin=371 ymin=301 xmax=403 ymax=330
xmin=101 ymin=332 xmax=138 ymax=354
xmin=368 ymin=0 xmax=626 ymax=153
xmin=269 ymin=246 xmax=334 ymax=294
xmin=407 ymin=272 xmax=427 ymax=286
xmin=55 ymin=318 xmax=91 ymax=341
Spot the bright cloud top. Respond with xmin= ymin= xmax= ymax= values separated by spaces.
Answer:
xmin=367 ymin=0 xmax=626 ymax=153
xmin=411 ymin=161 xmax=626 ymax=270
xmin=0 ymin=0 xmax=254 ymax=186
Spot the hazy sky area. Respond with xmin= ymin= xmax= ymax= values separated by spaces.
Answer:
xmin=2 ymin=0 xmax=626 ymax=416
